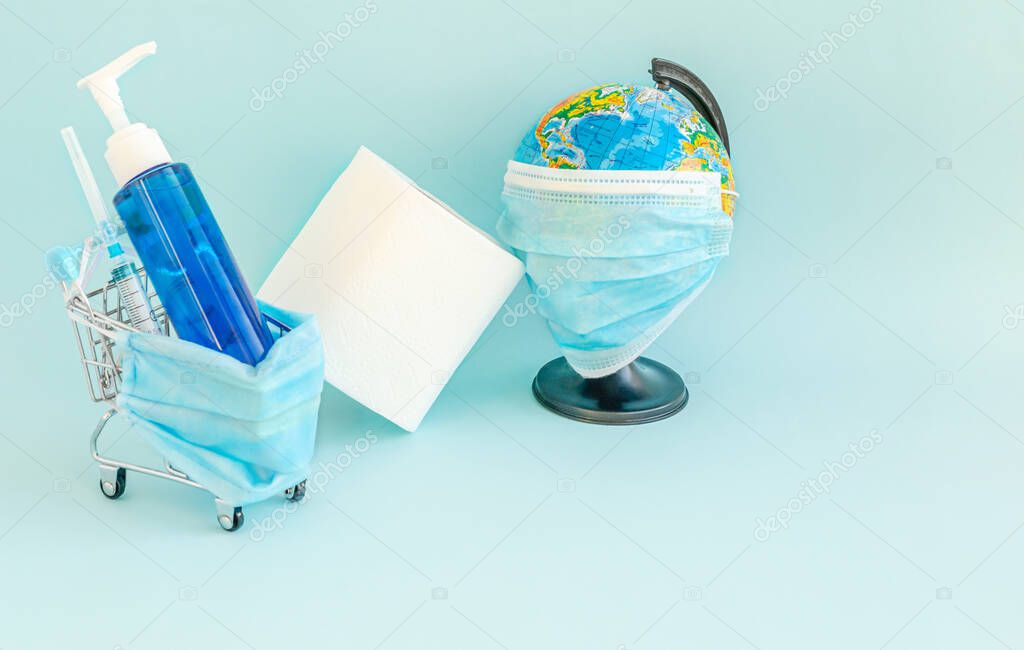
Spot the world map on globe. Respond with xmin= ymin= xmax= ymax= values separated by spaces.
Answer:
xmin=514 ymin=83 xmax=736 ymax=215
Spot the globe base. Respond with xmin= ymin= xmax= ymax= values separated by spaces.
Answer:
xmin=531 ymin=357 xmax=688 ymax=425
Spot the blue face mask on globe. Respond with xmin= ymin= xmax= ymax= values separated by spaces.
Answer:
xmin=498 ymin=162 xmax=734 ymax=378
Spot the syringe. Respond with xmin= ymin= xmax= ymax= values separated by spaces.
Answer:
xmin=61 ymin=126 xmax=162 ymax=335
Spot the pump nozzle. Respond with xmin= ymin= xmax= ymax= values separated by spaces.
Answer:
xmin=74 ymin=41 xmax=172 ymax=187
xmin=76 ymin=42 xmax=156 ymax=131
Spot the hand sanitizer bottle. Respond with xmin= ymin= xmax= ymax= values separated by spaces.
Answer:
xmin=77 ymin=42 xmax=274 ymax=365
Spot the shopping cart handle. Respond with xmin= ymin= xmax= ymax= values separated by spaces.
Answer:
xmin=263 ymin=312 xmax=292 ymax=335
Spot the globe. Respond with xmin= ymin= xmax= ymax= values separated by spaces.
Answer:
xmin=514 ymin=82 xmax=736 ymax=215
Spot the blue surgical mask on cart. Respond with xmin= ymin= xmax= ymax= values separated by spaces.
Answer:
xmin=76 ymin=42 xmax=274 ymax=365
xmin=114 ymin=302 xmax=324 ymax=506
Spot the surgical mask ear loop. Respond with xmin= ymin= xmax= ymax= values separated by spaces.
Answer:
xmin=528 ymin=58 xmax=733 ymax=426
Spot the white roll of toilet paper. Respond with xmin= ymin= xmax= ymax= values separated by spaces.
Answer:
xmin=258 ymin=146 xmax=524 ymax=431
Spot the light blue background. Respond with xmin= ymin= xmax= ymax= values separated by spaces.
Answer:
xmin=1 ymin=1 xmax=1023 ymax=648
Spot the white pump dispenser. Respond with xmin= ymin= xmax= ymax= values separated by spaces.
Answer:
xmin=77 ymin=42 xmax=172 ymax=187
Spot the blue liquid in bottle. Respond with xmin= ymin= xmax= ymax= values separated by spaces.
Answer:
xmin=114 ymin=162 xmax=274 ymax=365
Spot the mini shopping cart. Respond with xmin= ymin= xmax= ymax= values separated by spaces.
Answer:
xmin=63 ymin=269 xmax=306 ymax=531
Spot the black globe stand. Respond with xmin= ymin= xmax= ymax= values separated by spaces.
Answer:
xmin=532 ymin=357 xmax=688 ymax=425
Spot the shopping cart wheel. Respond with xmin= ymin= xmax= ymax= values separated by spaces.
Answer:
xmin=217 ymin=506 xmax=244 ymax=532
xmin=99 ymin=467 xmax=126 ymax=500
xmin=285 ymin=480 xmax=306 ymax=502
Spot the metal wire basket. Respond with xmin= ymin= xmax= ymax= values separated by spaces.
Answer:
xmin=63 ymin=269 xmax=305 ymax=531
xmin=66 ymin=268 xmax=169 ymax=403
